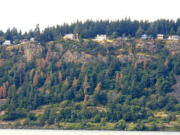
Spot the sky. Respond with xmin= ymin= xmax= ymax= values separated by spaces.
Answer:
xmin=0 ymin=0 xmax=180 ymax=32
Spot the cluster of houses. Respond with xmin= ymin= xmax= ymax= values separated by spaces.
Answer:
xmin=20 ymin=38 xmax=36 ymax=44
xmin=2 ymin=37 xmax=37 ymax=46
xmin=2 ymin=33 xmax=180 ymax=46
xmin=63 ymin=33 xmax=107 ymax=41
xmin=63 ymin=33 xmax=180 ymax=41
xmin=141 ymin=34 xmax=180 ymax=40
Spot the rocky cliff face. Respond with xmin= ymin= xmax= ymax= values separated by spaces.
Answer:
xmin=23 ymin=43 xmax=44 ymax=62
xmin=117 ymin=53 xmax=153 ymax=63
xmin=165 ymin=41 xmax=180 ymax=55
xmin=62 ymin=50 xmax=96 ymax=63
xmin=5 ymin=39 xmax=180 ymax=65
xmin=62 ymin=50 xmax=108 ymax=63
xmin=5 ymin=42 xmax=45 ymax=62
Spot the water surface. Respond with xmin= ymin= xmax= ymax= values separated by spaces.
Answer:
xmin=0 ymin=129 xmax=179 ymax=135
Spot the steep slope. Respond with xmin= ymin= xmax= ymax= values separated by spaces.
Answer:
xmin=0 ymin=39 xmax=179 ymax=130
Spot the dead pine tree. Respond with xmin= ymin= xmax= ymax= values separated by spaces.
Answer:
xmin=115 ymin=72 xmax=120 ymax=81
xmin=0 ymin=81 xmax=8 ymax=98
xmin=36 ymin=58 xmax=46 ymax=70
xmin=95 ymin=82 xmax=101 ymax=92
xmin=18 ymin=60 xmax=25 ymax=86
xmin=144 ymin=59 xmax=147 ymax=70
xmin=81 ymin=64 xmax=85 ymax=73
xmin=134 ymin=61 xmax=137 ymax=69
xmin=72 ymin=77 xmax=78 ymax=87
xmin=164 ymin=59 xmax=169 ymax=67
xmin=45 ymin=71 xmax=52 ymax=85
xmin=64 ymin=78 xmax=69 ymax=88
xmin=83 ymin=94 xmax=88 ymax=107
xmin=33 ymin=71 xmax=39 ymax=86
xmin=83 ymin=75 xmax=89 ymax=95
xmin=58 ymin=72 xmax=63 ymax=83
xmin=45 ymin=47 xmax=51 ymax=62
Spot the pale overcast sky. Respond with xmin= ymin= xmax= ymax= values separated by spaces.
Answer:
xmin=0 ymin=0 xmax=180 ymax=32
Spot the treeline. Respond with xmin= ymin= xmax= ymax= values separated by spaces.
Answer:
xmin=1 ymin=19 xmax=180 ymax=43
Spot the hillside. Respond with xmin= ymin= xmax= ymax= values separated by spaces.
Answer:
xmin=0 ymin=38 xmax=179 ymax=131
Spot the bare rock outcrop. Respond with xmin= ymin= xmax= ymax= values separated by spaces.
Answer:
xmin=62 ymin=50 xmax=96 ymax=63
xmin=23 ymin=43 xmax=44 ymax=62
xmin=165 ymin=42 xmax=180 ymax=55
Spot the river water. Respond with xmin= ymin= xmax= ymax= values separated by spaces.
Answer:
xmin=0 ymin=129 xmax=179 ymax=135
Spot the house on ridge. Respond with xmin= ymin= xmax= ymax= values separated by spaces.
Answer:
xmin=63 ymin=33 xmax=79 ymax=40
xmin=95 ymin=35 xmax=107 ymax=41
xmin=3 ymin=40 xmax=11 ymax=46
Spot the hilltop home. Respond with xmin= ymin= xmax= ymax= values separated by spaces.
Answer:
xmin=30 ymin=37 xmax=36 ymax=42
xmin=3 ymin=40 xmax=11 ymax=46
xmin=63 ymin=33 xmax=78 ymax=40
xmin=95 ymin=35 xmax=107 ymax=41
xmin=157 ymin=34 xmax=164 ymax=39
xmin=141 ymin=34 xmax=148 ymax=40
xmin=141 ymin=34 xmax=153 ymax=40
xmin=168 ymin=35 xmax=180 ymax=40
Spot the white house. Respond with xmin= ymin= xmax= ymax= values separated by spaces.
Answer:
xmin=3 ymin=40 xmax=11 ymax=46
xmin=141 ymin=34 xmax=148 ymax=40
xmin=30 ymin=37 xmax=35 ymax=42
xmin=95 ymin=35 xmax=107 ymax=41
xmin=168 ymin=35 xmax=180 ymax=40
xmin=157 ymin=34 xmax=164 ymax=40
xmin=141 ymin=34 xmax=153 ymax=40
xmin=63 ymin=33 xmax=78 ymax=40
